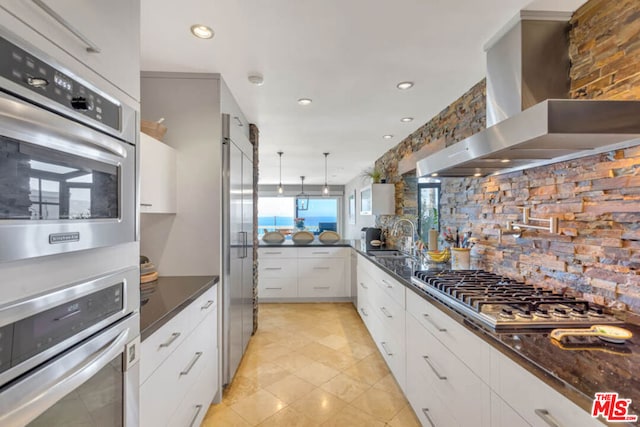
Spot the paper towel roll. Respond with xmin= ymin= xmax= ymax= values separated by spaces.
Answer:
xmin=428 ymin=229 xmax=438 ymax=251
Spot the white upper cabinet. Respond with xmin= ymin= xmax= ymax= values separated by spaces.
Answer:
xmin=140 ymin=133 xmax=177 ymax=214
xmin=0 ymin=0 xmax=140 ymax=100
xmin=361 ymin=184 xmax=395 ymax=215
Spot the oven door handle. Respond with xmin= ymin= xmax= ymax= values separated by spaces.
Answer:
xmin=0 ymin=325 xmax=131 ymax=426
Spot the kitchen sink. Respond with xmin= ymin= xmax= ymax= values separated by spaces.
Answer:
xmin=367 ymin=250 xmax=412 ymax=258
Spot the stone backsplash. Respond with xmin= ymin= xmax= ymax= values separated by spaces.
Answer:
xmin=373 ymin=0 xmax=640 ymax=316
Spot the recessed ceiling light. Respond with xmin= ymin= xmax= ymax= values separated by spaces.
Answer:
xmin=431 ymin=173 xmax=438 ymax=177
xmin=297 ymin=98 xmax=312 ymax=106
xmin=501 ymin=159 xmax=511 ymax=163
xmin=190 ymin=24 xmax=214 ymax=39
xmin=248 ymin=74 xmax=264 ymax=86
xmin=400 ymin=117 xmax=413 ymax=123
xmin=397 ymin=81 xmax=414 ymax=90
xmin=383 ymin=135 xmax=393 ymax=139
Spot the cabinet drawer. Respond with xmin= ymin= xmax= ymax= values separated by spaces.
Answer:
xmin=367 ymin=310 xmax=405 ymax=390
xmin=406 ymin=314 xmax=490 ymax=426
xmin=259 ymin=259 xmax=297 ymax=278
xmin=491 ymin=348 xmax=603 ymax=427
xmin=298 ymin=281 xmax=343 ymax=298
xmin=298 ymin=247 xmax=348 ymax=258
xmin=189 ymin=286 xmax=217 ymax=329
xmin=406 ymin=289 xmax=490 ymax=382
xmin=259 ymin=277 xmax=298 ymax=298
xmin=406 ymin=369 xmax=459 ymax=427
xmin=373 ymin=270 xmax=405 ymax=309
xmin=491 ymin=392 xmax=530 ymax=427
xmin=369 ymin=283 xmax=405 ymax=340
xmin=258 ymin=247 xmax=297 ymax=259
xmin=299 ymin=258 xmax=345 ymax=284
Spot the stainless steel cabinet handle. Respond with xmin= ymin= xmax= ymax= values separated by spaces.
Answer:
xmin=264 ymin=251 xmax=283 ymax=254
xmin=313 ymin=286 xmax=330 ymax=290
xmin=313 ymin=267 xmax=330 ymax=270
xmin=422 ymin=313 xmax=447 ymax=332
xmin=381 ymin=279 xmax=393 ymax=288
xmin=380 ymin=307 xmax=393 ymax=318
xmin=54 ymin=309 xmax=81 ymax=321
xmin=534 ymin=409 xmax=561 ymax=427
xmin=180 ymin=352 xmax=203 ymax=376
xmin=188 ymin=405 xmax=203 ymax=427
xmin=233 ymin=116 xmax=244 ymax=127
xmin=265 ymin=267 xmax=282 ymax=271
xmin=265 ymin=287 xmax=282 ymax=290
xmin=140 ymin=203 xmax=153 ymax=207
xmin=32 ymin=0 xmax=102 ymax=53
xmin=159 ymin=332 xmax=181 ymax=348
xmin=312 ymin=251 xmax=330 ymax=254
xmin=381 ymin=341 xmax=393 ymax=356
xmin=360 ymin=307 xmax=368 ymax=317
xmin=201 ymin=300 xmax=214 ymax=310
xmin=359 ymin=282 xmax=368 ymax=289
xmin=422 ymin=408 xmax=436 ymax=427
xmin=423 ymin=355 xmax=447 ymax=380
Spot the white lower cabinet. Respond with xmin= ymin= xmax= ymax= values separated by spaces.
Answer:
xmin=140 ymin=286 xmax=218 ymax=427
xmin=258 ymin=247 xmax=350 ymax=300
xmin=490 ymin=392 xmax=530 ymax=427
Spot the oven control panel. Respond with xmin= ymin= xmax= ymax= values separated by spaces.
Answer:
xmin=0 ymin=283 xmax=124 ymax=373
xmin=0 ymin=36 xmax=121 ymax=132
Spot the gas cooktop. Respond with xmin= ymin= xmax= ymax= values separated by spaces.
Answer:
xmin=411 ymin=270 xmax=623 ymax=331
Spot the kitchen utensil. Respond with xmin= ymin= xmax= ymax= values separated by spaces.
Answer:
xmin=550 ymin=325 xmax=632 ymax=344
xmin=141 ymin=118 xmax=168 ymax=141
xmin=140 ymin=271 xmax=159 ymax=284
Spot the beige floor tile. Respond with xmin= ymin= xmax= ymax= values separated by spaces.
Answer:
xmin=271 ymin=352 xmax=315 ymax=371
xmin=265 ymin=374 xmax=316 ymax=404
xmin=373 ymin=373 xmax=405 ymax=399
xmin=289 ymin=388 xmax=348 ymax=424
xmin=249 ymin=342 xmax=293 ymax=362
xmin=257 ymin=406 xmax=319 ymax=427
xmin=335 ymin=342 xmax=376 ymax=360
xmin=350 ymin=387 xmax=407 ymax=422
xmin=297 ymin=342 xmax=336 ymax=361
xmin=320 ymin=373 xmax=371 ymax=402
xmin=248 ymin=362 xmax=292 ymax=388
xmin=202 ymin=403 xmax=252 ymax=427
xmin=222 ymin=375 xmax=260 ymax=405
xmin=317 ymin=334 xmax=351 ymax=350
xmin=320 ymin=404 xmax=386 ymax=427
xmin=229 ymin=389 xmax=286 ymax=425
xmin=312 ymin=347 xmax=359 ymax=372
xmin=342 ymin=353 xmax=390 ymax=385
xmin=387 ymin=404 xmax=422 ymax=427
xmin=294 ymin=361 xmax=340 ymax=386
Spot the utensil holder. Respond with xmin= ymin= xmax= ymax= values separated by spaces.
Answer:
xmin=451 ymin=248 xmax=471 ymax=270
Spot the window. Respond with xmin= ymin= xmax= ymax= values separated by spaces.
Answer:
xmin=418 ymin=182 xmax=441 ymax=243
xmin=258 ymin=196 xmax=340 ymax=236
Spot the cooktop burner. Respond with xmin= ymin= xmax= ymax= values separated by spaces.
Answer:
xmin=411 ymin=270 xmax=623 ymax=330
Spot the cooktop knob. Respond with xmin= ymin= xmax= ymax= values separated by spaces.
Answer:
xmin=27 ymin=76 xmax=49 ymax=88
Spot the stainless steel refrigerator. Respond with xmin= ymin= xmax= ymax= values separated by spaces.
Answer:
xmin=221 ymin=113 xmax=254 ymax=386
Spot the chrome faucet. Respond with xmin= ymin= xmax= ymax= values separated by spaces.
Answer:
xmin=392 ymin=218 xmax=416 ymax=257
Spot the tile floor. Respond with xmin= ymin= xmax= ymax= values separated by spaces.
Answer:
xmin=202 ymin=303 xmax=421 ymax=426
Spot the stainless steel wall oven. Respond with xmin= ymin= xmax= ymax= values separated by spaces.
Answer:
xmin=0 ymin=30 xmax=137 ymax=262
xmin=0 ymin=267 xmax=140 ymax=426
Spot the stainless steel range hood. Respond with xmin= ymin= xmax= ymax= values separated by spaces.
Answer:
xmin=416 ymin=11 xmax=640 ymax=178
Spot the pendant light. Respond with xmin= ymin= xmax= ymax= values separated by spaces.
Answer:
xmin=296 ymin=176 xmax=309 ymax=211
xmin=322 ymin=152 xmax=330 ymax=196
xmin=277 ymin=151 xmax=284 ymax=195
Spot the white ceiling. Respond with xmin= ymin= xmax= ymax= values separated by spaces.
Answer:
xmin=140 ymin=0 xmax=584 ymax=186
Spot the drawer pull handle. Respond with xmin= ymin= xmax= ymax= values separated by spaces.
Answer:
xmin=32 ymin=0 xmax=102 ymax=53
xmin=265 ymin=287 xmax=282 ymax=290
xmin=381 ymin=341 xmax=393 ymax=356
xmin=312 ymin=251 xmax=330 ymax=254
xmin=188 ymin=405 xmax=203 ymax=427
xmin=359 ymin=282 xmax=368 ymax=289
xmin=180 ymin=352 xmax=203 ymax=376
xmin=159 ymin=332 xmax=181 ymax=348
xmin=313 ymin=267 xmax=331 ymax=270
xmin=423 ymin=355 xmax=447 ymax=380
xmin=313 ymin=286 xmax=331 ymax=290
xmin=380 ymin=307 xmax=393 ymax=318
xmin=264 ymin=251 xmax=282 ymax=255
xmin=201 ymin=300 xmax=214 ymax=310
xmin=381 ymin=279 xmax=393 ymax=289
xmin=422 ymin=314 xmax=447 ymax=332
xmin=265 ymin=267 xmax=282 ymax=271
xmin=140 ymin=203 xmax=153 ymax=207
xmin=360 ymin=307 xmax=368 ymax=317
xmin=534 ymin=409 xmax=562 ymax=427
xmin=422 ymin=408 xmax=436 ymax=427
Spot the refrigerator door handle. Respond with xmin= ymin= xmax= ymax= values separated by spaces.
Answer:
xmin=244 ymin=231 xmax=249 ymax=259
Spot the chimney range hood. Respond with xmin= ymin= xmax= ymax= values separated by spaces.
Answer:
xmin=416 ymin=11 xmax=640 ymax=178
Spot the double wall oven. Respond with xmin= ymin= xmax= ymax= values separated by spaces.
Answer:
xmin=0 ymin=25 xmax=140 ymax=427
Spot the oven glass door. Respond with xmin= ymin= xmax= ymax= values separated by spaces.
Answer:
xmin=27 ymin=355 xmax=124 ymax=427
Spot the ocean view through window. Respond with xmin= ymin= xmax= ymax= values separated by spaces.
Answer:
xmin=258 ymin=196 xmax=339 ymax=236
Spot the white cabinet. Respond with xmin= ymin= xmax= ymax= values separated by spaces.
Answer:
xmin=491 ymin=393 xmax=530 ymax=427
xmin=140 ymin=285 xmax=218 ymax=427
xmin=140 ymin=133 xmax=177 ymax=214
xmin=0 ymin=0 xmax=140 ymax=99
xmin=360 ymin=184 xmax=394 ymax=215
xmin=257 ymin=247 xmax=350 ymax=300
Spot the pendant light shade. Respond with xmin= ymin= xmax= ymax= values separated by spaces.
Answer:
xmin=277 ymin=151 xmax=284 ymax=195
xmin=322 ymin=152 xmax=330 ymax=196
xmin=296 ymin=176 xmax=309 ymax=210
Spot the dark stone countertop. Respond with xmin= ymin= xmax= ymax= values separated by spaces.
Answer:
xmin=353 ymin=246 xmax=640 ymax=422
xmin=259 ymin=239 xmax=356 ymax=247
xmin=140 ymin=275 xmax=218 ymax=341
